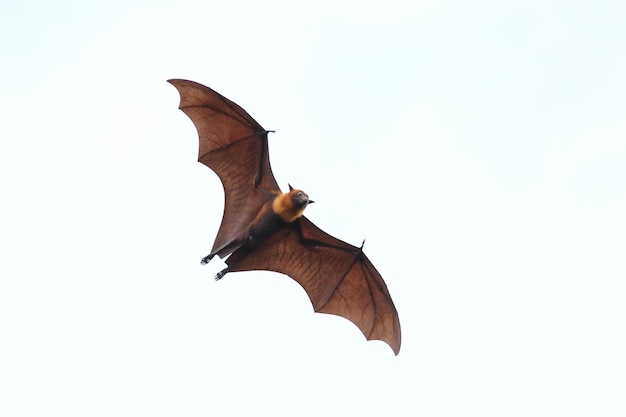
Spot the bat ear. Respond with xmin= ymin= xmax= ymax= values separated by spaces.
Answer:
xmin=288 ymin=183 xmax=294 ymax=191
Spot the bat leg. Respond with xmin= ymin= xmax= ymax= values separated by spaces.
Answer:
xmin=207 ymin=238 xmax=246 ymax=262
xmin=215 ymin=267 xmax=229 ymax=281
xmin=213 ymin=243 xmax=252 ymax=281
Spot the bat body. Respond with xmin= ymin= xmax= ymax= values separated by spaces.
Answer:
xmin=169 ymin=79 xmax=401 ymax=355
xmin=203 ymin=186 xmax=313 ymax=280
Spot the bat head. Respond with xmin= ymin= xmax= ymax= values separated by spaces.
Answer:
xmin=287 ymin=184 xmax=314 ymax=206
xmin=290 ymin=189 xmax=313 ymax=208
xmin=273 ymin=187 xmax=314 ymax=223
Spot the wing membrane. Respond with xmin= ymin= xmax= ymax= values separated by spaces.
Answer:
xmin=229 ymin=216 xmax=401 ymax=355
xmin=168 ymin=79 xmax=280 ymax=256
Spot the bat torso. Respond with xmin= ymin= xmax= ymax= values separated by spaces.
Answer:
xmin=245 ymin=189 xmax=312 ymax=246
xmin=246 ymin=199 xmax=286 ymax=244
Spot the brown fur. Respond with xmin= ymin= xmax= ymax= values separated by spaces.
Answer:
xmin=272 ymin=190 xmax=307 ymax=223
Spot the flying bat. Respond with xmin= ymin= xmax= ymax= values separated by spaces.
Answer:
xmin=168 ymin=79 xmax=401 ymax=355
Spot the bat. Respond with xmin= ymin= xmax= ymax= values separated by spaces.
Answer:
xmin=168 ymin=79 xmax=401 ymax=355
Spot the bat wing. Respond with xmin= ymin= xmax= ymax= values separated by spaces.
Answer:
xmin=168 ymin=79 xmax=281 ymax=256
xmin=228 ymin=216 xmax=401 ymax=355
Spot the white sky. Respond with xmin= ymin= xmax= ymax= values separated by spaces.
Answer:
xmin=1 ymin=0 xmax=625 ymax=416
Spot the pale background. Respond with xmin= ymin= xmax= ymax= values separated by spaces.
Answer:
xmin=1 ymin=1 xmax=625 ymax=416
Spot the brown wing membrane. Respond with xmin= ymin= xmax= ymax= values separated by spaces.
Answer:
xmin=228 ymin=216 xmax=401 ymax=355
xmin=168 ymin=79 xmax=281 ymax=256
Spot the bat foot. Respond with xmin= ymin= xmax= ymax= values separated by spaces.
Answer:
xmin=200 ymin=254 xmax=215 ymax=265
xmin=215 ymin=268 xmax=229 ymax=281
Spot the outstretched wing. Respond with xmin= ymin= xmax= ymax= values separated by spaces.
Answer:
xmin=168 ymin=79 xmax=281 ymax=256
xmin=228 ymin=216 xmax=401 ymax=355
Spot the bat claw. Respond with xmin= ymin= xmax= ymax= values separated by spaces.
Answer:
xmin=215 ymin=268 xmax=228 ymax=281
xmin=200 ymin=254 xmax=214 ymax=265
